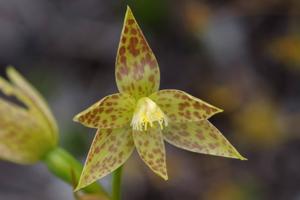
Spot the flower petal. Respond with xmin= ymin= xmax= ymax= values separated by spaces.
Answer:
xmin=163 ymin=120 xmax=246 ymax=160
xmin=0 ymin=98 xmax=51 ymax=164
xmin=150 ymin=89 xmax=223 ymax=123
xmin=6 ymin=67 xmax=58 ymax=138
xmin=115 ymin=6 xmax=160 ymax=99
xmin=74 ymin=93 xmax=136 ymax=129
xmin=133 ymin=128 xmax=168 ymax=180
xmin=76 ymin=128 xmax=135 ymax=190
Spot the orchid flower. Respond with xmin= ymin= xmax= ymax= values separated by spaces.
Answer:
xmin=0 ymin=67 xmax=106 ymax=195
xmin=74 ymin=6 xmax=246 ymax=190
xmin=0 ymin=67 xmax=58 ymax=164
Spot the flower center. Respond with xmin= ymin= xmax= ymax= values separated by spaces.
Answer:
xmin=131 ymin=97 xmax=168 ymax=131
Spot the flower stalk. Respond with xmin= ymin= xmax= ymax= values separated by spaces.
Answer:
xmin=112 ymin=166 xmax=123 ymax=200
xmin=42 ymin=147 xmax=108 ymax=196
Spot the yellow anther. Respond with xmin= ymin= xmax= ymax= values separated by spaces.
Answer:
xmin=131 ymin=97 xmax=168 ymax=131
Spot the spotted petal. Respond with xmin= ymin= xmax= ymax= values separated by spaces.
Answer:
xmin=74 ymin=93 xmax=135 ymax=129
xmin=150 ymin=89 xmax=223 ymax=123
xmin=163 ymin=120 xmax=246 ymax=160
xmin=0 ymin=98 xmax=51 ymax=164
xmin=133 ymin=128 xmax=168 ymax=180
xmin=76 ymin=128 xmax=135 ymax=190
xmin=115 ymin=7 xmax=160 ymax=99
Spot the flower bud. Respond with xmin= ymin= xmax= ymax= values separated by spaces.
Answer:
xmin=0 ymin=67 xmax=58 ymax=164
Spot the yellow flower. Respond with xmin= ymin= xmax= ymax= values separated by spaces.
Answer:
xmin=0 ymin=67 xmax=58 ymax=164
xmin=74 ymin=6 xmax=246 ymax=190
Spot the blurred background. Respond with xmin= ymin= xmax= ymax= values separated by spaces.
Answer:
xmin=0 ymin=0 xmax=300 ymax=199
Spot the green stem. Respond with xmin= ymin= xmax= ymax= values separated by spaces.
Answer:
xmin=112 ymin=166 xmax=123 ymax=200
xmin=42 ymin=147 xmax=108 ymax=196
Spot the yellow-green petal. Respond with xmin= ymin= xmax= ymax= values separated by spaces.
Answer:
xmin=0 ymin=67 xmax=58 ymax=164
xmin=0 ymin=67 xmax=58 ymax=145
xmin=115 ymin=6 xmax=160 ymax=99
xmin=150 ymin=89 xmax=223 ymax=123
xmin=6 ymin=67 xmax=58 ymax=140
xmin=133 ymin=128 xmax=168 ymax=180
xmin=163 ymin=120 xmax=246 ymax=160
xmin=74 ymin=93 xmax=136 ymax=129
xmin=76 ymin=128 xmax=134 ymax=190
xmin=0 ymin=98 xmax=51 ymax=164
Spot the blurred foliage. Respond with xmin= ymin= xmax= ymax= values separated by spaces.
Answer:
xmin=233 ymin=97 xmax=285 ymax=149
xmin=75 ymin=193 xmax=109 ymax=200
xmin=268 ymin=34 xmax=300 ymax=71
xmin=123 ymin=0 xmax=168 ymax=30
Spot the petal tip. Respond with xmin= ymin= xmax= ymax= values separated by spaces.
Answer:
xmin=74 ymin=173 xmax=84 ymax=191
xmin=240 ymin=156 xmax=248 ymax=161
xmin=6 ymin=66 xmax=19 ymax=79
xmin=73 ymin=186 xmax=81 ymax=192
xmin=162 ymin=174 xmax=169 ymax=181
xmin=73 ymin=114 xmax=80 ymax=122
xmin=125 ymin=5 xmax=133 ymax=17
xmin=232 ymin=153 xmax=247 ymax=161
xmin=217 ymin=108 xmax=224 ymax=113
xmin=6 ymin=65 xmax=16 ymax=73
xmin=74 ymin=175 xmax=91 ymax=192
xmin=213 ymin=106 xmax=224 ymax=114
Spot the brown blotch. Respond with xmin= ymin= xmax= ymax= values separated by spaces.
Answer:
xmin=179 ymin=131 xmax=189 ymax=137
xmin=124 ymin=27 xmax=129 ymax=34
xmin=107 ymin=129 xmax=113 ymax=134
xmin=128 ymin=37 xmax=139 ymax=57
xmin=99 ymin=107 xmax=104 ymax=113
xmin=94 ymin=147 xmax=100 ymax=154
xmin=105 ymin=108 xmax=114 ymax=114
xmin=148 ymin=153 xmax=154 ymax=159
xmin=128 ymin=19 xmax=134 ymax=25
xmin=181 ymin=94 xmax=189 ymax=100
xmin=131 ymin=28 xmax=137 ymax=35
xmin=149 ymin=59 xmax=157 ymax=69
xmin=111 ymin=115 xmax=117 ymax=121
xmin=152 ymin=148 xmax=160 ymax=154
xmin=116 ymin=72 xmax=122 ymax=81
xmin=119 ymin=46 xmax=126 ymax=55
xmin=148 ymin=74 xmax=155 ymax=83
xmin=110 ymin=135 xmax=116 ymax=141
xmin=79 ymin=116 xmax=84 ymax=121
xmin=120 ymin=55 xmax=127 ymax=65
xmin=133 ymin=63 xmax=145 ymax=80
xmin=208 ymin=143 xmax=217 ymax=150
xmin=174 ymin=93 xmax=181 ymax=98
xmin=112 ymin=95 xmax=119 ymax=99
xmin=144 ymin=140 xmax=149 ymax=147
xmin=196 ymin=132 xmax=205 ymax=140
xmin=120 ymin=66 xmax=129 ymax=76
xmin=108 ymin=144 xmax=116 ymax=152
xmin=209 ymin=132 xmax=218 ymax=140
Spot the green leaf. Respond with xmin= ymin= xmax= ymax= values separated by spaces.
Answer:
xmin=115 ymin=6 xmax=160 ymax=99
